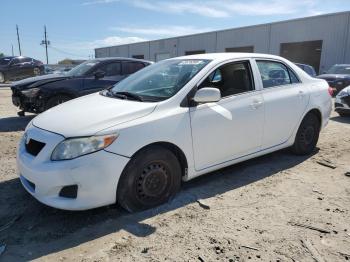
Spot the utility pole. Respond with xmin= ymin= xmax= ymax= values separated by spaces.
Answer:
xmin=11 ymin=44 xmax=14 ymax=56
xmin=41 ymin=25 xmax=50 ymax=64
xmin=16 ymin=25 xmax=22 ymax=56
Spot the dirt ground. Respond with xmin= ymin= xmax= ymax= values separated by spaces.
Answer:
xmin=0 ymin=86 xmax=349 ymax=262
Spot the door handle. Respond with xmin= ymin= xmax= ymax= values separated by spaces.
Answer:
xmin=250 ymin=100 xmax=263 ymax=109
xmin=298 ymin=90 xmax=305 ymax=98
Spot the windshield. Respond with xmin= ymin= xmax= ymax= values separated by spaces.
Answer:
xmin=65 ymin=60 xmax=99 ymax=77
xmin=327 ymin=65 xmax=350 ymax=75
xmin=110 ymin=59 xmax=210 ymax=101
xmin=0 ymin=58 xmax=11 ymax=66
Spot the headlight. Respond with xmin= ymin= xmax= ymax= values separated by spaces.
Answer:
xmin=337 ymin=89 xmax=350 ymax=98
xmin=21 ymin=88 xmax=40 ymax=98
xmin=51 ymin=134 xmax=118 ymax=161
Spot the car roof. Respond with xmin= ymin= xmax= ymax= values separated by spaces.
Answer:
xmin=93 ymin=57 xmax=153 ymax=64
xmin=171 ymin=52 xmax=288 ymax=62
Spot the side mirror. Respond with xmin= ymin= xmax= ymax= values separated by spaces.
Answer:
xmin=94 ymin=70 xmax=105 ymax=79
xmin=193 ymin=87 xmax=221 ymax=104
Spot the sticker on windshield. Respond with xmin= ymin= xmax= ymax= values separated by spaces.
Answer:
xmin=86 ymin=63 xmax=97 ymax=66
xmin=179 ymin=60 xmax=205 ymax=65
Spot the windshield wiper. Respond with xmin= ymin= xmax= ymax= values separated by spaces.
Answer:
xmin=112 ymin=91 xmax=144 ymax=102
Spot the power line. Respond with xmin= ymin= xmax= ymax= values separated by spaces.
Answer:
xmin=48 ymin=45 xmax=88 ymax=58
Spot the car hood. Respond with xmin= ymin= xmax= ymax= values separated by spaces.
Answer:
xmin=32 ymin=93 xmax=157 ymax=137
xmin=12 ymin=74 xmax=68 ymax=89
xmin=317 ymin=74 xmax=350 ymax=81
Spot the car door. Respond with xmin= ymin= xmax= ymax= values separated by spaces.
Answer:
xmin=82 ymin=61 xmax=123 ymax=95
xmin=190 ymin=60 xmax=264 ymax=171
xmin=255 ymin=60 xmax=309 ymax=149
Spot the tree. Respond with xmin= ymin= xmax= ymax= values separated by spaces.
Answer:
xmin=0 ymin=53 xmax=4 ymax=58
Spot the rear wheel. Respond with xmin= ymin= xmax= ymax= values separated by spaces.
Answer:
xmin=117 ymin=146 xmax=182 ymax=212
xmin=45 ymin=95 xmax=71 ymax=110
xmin=291 ymin=113 xmax=320 ymax=155
xmin=33 ymin=67 xmax=41 ymax=76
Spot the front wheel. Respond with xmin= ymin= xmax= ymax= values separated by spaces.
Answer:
xmin=45 ymin=95 xmax=71 ymax=110
xmin=291 ymin=113 xmax=320 ymax=155
xmin=117 ymin=146 xmax=182 ymax=212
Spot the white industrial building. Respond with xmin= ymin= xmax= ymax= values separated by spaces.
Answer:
xmin=95 ymin=11 xmax=350 ymax=73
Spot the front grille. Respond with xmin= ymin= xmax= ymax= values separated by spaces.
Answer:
xmin=25 ymin=139 xmax=46 ymax=156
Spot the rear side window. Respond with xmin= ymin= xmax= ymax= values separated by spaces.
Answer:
xmin=98 ymin=62 xmax=121 ymax=76
xmin=257 ymin=60 xmax=300 ymax=88
xmin=122 ymin=62 xmax=145 ymax=75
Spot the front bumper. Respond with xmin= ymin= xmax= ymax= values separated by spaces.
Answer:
xmin=335 ymin=96 xmax=350 ymax=115
xmin=17 ymin=125 xmax=130 ymax=210
xmin=12 ymin=93 xmax=45 ymax=113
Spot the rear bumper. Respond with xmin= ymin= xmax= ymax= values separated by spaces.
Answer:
xmin=17 ymin=126 xmax=130 ymax=210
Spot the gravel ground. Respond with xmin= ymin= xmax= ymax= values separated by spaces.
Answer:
xmin=0 ymin=87 xmax=349 ymax=262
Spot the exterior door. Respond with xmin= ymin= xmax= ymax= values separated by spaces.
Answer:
xmin=255 ymin=60 xmax=310 ymax=148
xmin=190 ymin=60 xmax=264 ymax=171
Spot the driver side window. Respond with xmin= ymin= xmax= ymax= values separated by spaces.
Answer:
xmin=198 ymin=61 xmax=254 ymax=98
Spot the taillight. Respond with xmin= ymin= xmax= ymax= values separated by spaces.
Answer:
xmin=328 ymin=87 xmax=334 ymax=96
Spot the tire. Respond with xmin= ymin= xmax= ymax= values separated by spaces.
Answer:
xmin=0 ymin=72 xmax=4 ymax=83
xmin=117 ymin=145 xmax=182 ymax=212
xmin=291 ymin=113 xmax=320 ymax=155
xmin=33 ymin=67 xmax=41 ymax=76
xmin=45 ymin=95 xmax=71 ymax=110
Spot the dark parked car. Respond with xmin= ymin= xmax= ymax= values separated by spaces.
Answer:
xmin=0 ymin=56 xmax=44 ymax=83
xmin=317 ymin=64 xmax=350 ymax=95
xmin=295 ymin=63 xmax=317 ymax=77
xmin=11 ymin=57 xmax=152 ymax=115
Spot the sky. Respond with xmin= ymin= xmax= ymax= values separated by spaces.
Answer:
xmin=1 ymin=0 xmax=350 ymax=63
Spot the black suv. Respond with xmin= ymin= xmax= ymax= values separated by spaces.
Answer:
xmin=317 ymin=64 xmax=350 ymax=95
xmin=0 ymin=56 xmax=44 ymax=83
xmin=11 ymin=57 xmax=152 ymax=115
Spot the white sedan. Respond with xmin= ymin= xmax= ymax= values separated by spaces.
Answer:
xmin=17 ymin=53 xmax=332 ymax=212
